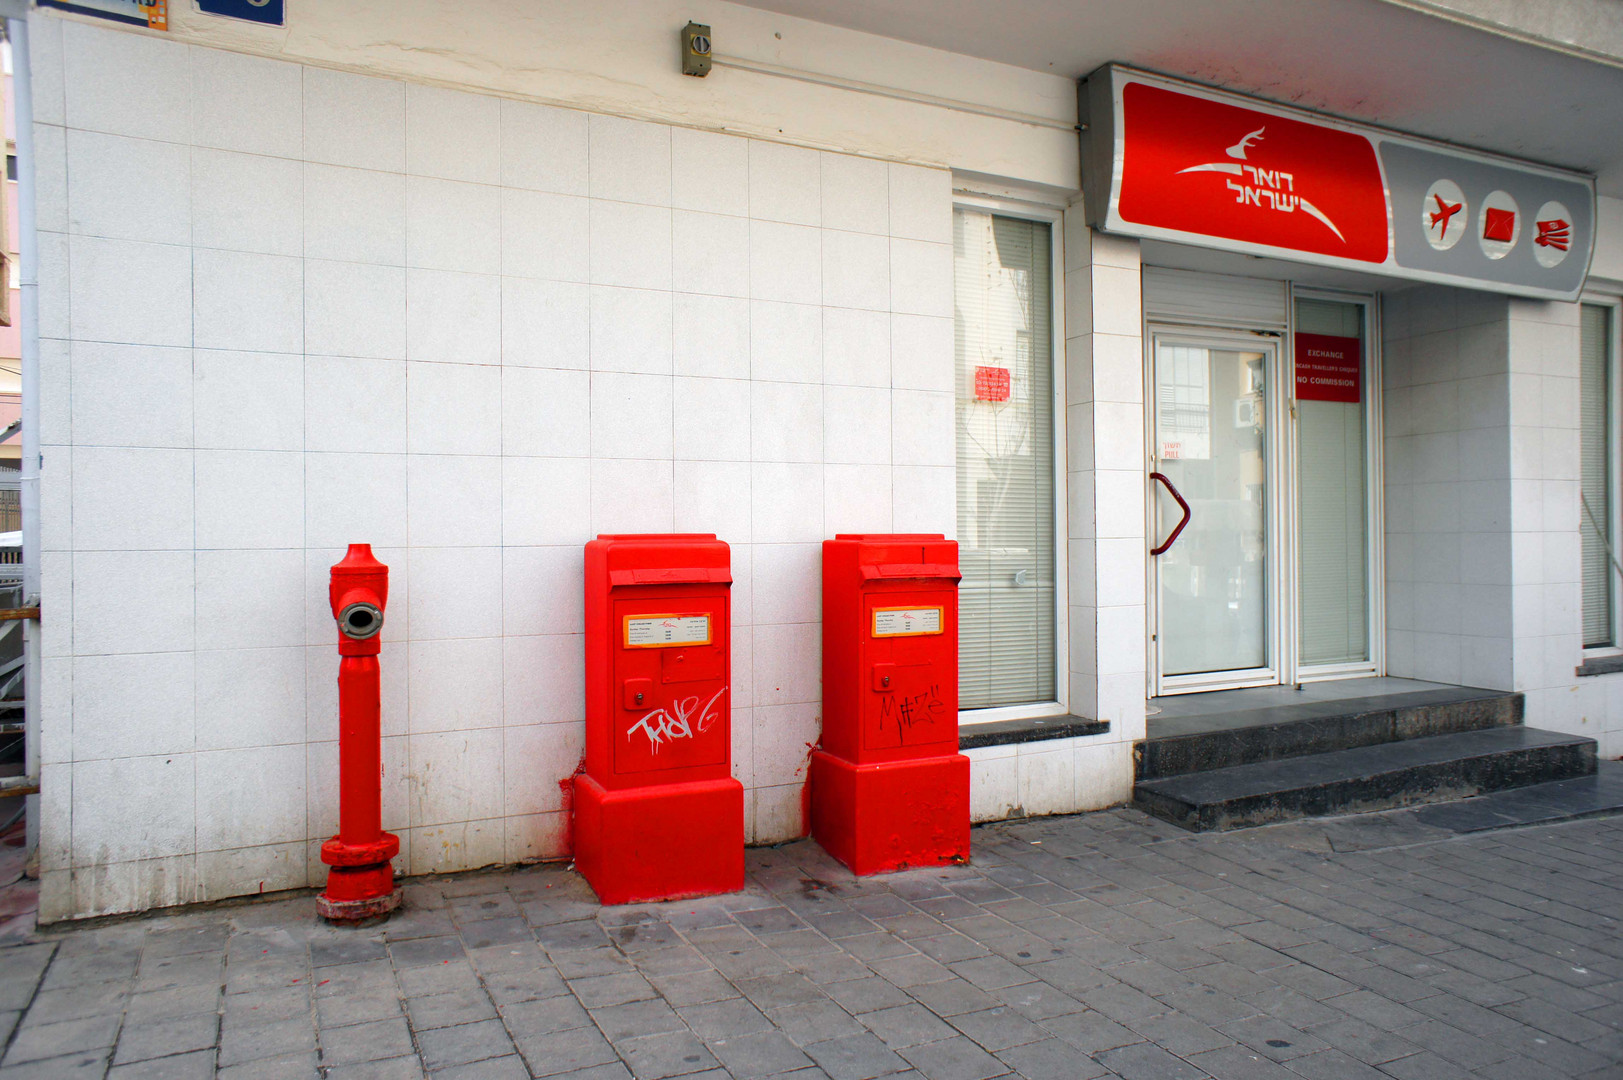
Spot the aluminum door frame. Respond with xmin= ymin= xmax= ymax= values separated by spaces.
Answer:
xmin=1289 ymin=287 xmax=1385 ymax=684
xmin=1146 ymin=324 xmax=1290 ymax=696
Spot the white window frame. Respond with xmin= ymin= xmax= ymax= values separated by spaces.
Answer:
xmin=1581 ymin=291 xmax=1623 ymax=658
xmin=951 ymin=192 xmax=1069 ymax=726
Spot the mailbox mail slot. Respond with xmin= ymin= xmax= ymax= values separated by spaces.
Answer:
xmin=574 ymin=534 xmax=744 ymax=904
xmin=812 ymin=534 xmax=970 ymax=875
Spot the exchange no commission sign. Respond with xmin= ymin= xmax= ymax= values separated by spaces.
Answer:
xmin=1078 ymin=65 xmax=1595 ymax=301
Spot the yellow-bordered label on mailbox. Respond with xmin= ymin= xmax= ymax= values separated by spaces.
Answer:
xmin=872 ymin=606 xmax=944 ymax=638
xmin=624 ymin=613 xmax=713 ymax=648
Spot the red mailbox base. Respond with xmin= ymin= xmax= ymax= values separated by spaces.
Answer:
xmin=810 ymin=751 xmax=971 ymax=876
xmin=574 ymin=774 xmax=745 ymax=905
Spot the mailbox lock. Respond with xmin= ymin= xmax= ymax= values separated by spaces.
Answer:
xmin=635 ymin=692 xmax=645 ymax=705
xmin=881 ymin=675 xmax=890 ymax=687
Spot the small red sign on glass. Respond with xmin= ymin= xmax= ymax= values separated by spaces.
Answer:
xmin=974 ymin=366 xmax=1011 ymax=402
xmin=1295 ymin=333 xmax=1360 ymax=403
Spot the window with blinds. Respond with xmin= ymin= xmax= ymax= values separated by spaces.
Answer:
xmin=953 ymin=210 xmax=1057 ymax=711
xmin=1581 ymin=303 xmax=1613 ymax=649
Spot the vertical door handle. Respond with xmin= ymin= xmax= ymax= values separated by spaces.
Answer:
xmin=1150 ymin=471 xmax=1191 ymax=556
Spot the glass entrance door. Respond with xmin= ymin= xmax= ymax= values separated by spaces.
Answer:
xmin=1148 ymin=294 xmax=1380 ymax=694
xmin=1150 ymin=331 xmax=1280 ymax=691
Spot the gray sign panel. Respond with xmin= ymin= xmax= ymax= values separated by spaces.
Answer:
xmin=1384 ymin=141 xmax=1593 ymax=298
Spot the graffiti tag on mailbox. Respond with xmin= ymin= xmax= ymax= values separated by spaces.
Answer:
xmin=880 ymin=683 xmax=946 ymax=734
xmin=627 ymin=686 xmax=726 ymax=752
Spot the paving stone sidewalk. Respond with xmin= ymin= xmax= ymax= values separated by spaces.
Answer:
xmin=2 ymin=806 xmax=1621 ymax=1080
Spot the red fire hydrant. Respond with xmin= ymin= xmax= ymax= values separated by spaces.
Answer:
xmin=318 ymin=544 xmax=402 ymax=922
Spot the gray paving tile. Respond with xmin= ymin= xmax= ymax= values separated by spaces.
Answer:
xmin=706 ymin=1030 xmax=812 ymax=1078
xmin=487 ymin=967 xmax=570 ymax=1005
xmin=856 ymin=1003 xmax=956 ymax=1049
xmin=111 ymin=1012 xmax=219 ymax=1065
xmin=24 ymin=984 xmax=130 ymax=1023
xmin=311 ymin=937 xmax=389 ymax=968
xmin=908 ymin=980 xmax=1001 ymax=1018
xmin=1373 ymin=1050 xmax=1475 ymax=1080
xmin=736 ymin=973 xmax=828 ymax=1011
xmin=1216 ymin=1015 xmax=1329 ymax=1062
xmin=1125 ymin=1013 xmax=1231 ymax=1057
xmin=679 ymin=997 xmax=773 ymax=1040
xmin=802 ymin=1032 xmax=908 ymax=1080
xmin=106 ymin=1049 xmax=214 ymax=1079
xmin=571 ymin=972 xmax=659 ymax=1008
xmin=222 ymin=985 xmax=310 ymax=1029
xmin=405 ymin=989 xmax=498 ymax=1031
xmin=824 ymin=978 xmax=913 ymax=1015
xmin=324 ymin=1055 xmax=427 ymax=1080
xmin=124 ymin=985 xmax=220 ymax=1023
xmin=948 ymin=1006 xmax=1049 ymax=1052
xmin=0 ymin=1050 xmax=112 ymax=1078
xmin=503 ymin=993 xmax=594 ymax=1035
xmin=592 ymin=998 xmax=685 ymax=1042
xmin=993 ymin=1037 xmax=1111 ymax=1080
xmin=615 ymin=1029 xmax=719 ymax=1079
xmin=389 ymin=937 xmax=467 ymax=969
xmin=645 ymin=970 xmax=739 ymax=1008
xmin=1095 ymin=1042 xmax=1208 ymax=1080
xmin=4 ymin=1014 xmax=122 ymax=1066
xmin=215 ymin=1051 xmax=322 ymax=1079
xmin=550 ymin=1065 xmax=635 ymax=1080
xmin=431 ymin=1054 xmax=531 ymax=1079
xmin=1280 ymin=1048 xmax=1391 ymax=1080
xmin=770 ymin=999 xmax=867 ymax=1046
xmin=318 ymin=991 xmax=405 ymax=1029
xmin=1040 ymin=1009 xmax=1142 ymax=1053
xmin=990 ymin=980 xmax=1085 ymax=1021
xmin=319 ymin=1017 xmax=416 ymax=1067
xmin=416 ymin=1017 xmax=516 ymax=1070
xmin=896 ymin=1035 xmax=1007 ymax=1080
xmin=515 ymin=1027 xmax=621 ymax=1078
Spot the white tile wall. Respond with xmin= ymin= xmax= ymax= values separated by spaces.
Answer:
xmin=1383 ymin=287 xmax=1516 ymax=691
xmin=1496 ymin=299 xmax=1623 ymax=754
xmin=44 ymin=23 xmax=1142 ymax=915
xmin=38 ymin=22 xmax=972 ymax=917
xmin=304 ymin=67 xmax=406 ymax=173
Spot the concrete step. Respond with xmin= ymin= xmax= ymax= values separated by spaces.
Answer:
xmin=1136 ymin=687 xmax=1522 ymax=780
xmin=1411 ymin=759 xmax=1623 ymax=833
xmin=1134 ymin=725 xmax=1596 ymax=832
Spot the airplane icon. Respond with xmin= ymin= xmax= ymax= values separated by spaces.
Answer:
xmin=1429 ymin=192 xmax=1463 ymax=235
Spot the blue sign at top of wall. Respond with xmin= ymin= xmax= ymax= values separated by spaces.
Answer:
xmin=197 ymin=0 xmax=284 ymax=25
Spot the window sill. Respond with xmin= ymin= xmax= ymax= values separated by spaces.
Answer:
xmin=959 ymin=714 xmax=1110 ymax=750
xmin=1576 ymin=654 xmax=1623 ymax=677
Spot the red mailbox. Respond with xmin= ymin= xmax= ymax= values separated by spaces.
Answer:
xmin=574 ymin=534 xmax=744 ymax=904
xmin=812 ymin=534 xmax=969 ymax=875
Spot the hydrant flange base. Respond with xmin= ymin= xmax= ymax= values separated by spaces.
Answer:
xmin=317 ymin=888 xmax=403 ymax=923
